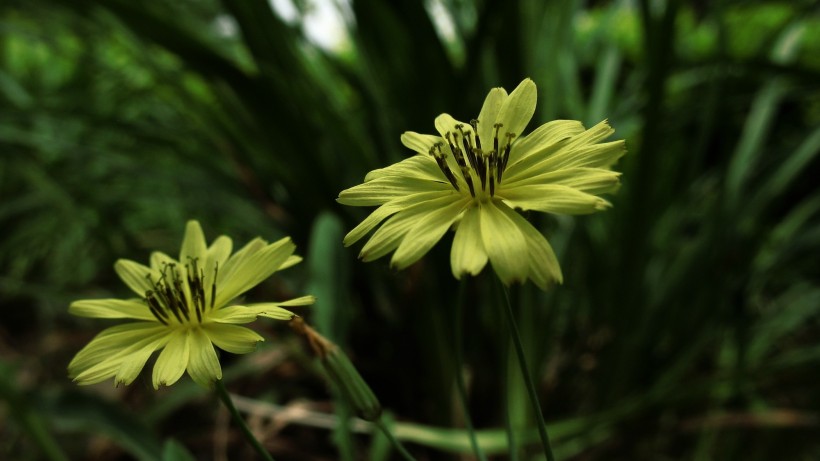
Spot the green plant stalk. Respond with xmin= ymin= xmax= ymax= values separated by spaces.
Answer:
xmin=503 ymin=359 xmax=520 ymax=461
xmin=452 ymin=279 xmax=487 ymax=461
xmin=214 ymin=380 xmax=275 ymax=461
xmin=499 ymin=281 xmax=556 ymax=461
xmin=374 ymin=417 xmax=416 ymax=461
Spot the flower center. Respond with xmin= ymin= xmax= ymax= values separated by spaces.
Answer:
xmin=428 ymin=120 xmax=514 ymax=199
xmin=143 ymin=258 xmax=217 ymax=326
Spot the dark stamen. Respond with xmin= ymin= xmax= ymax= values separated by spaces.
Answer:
xmin=499 ymin=133 xmax=514 ymax=183
xmin=211 ymin=262 xmax=218 ymax=309
xmin=429 ymin=144 xmax=460 ymax=191
xmin=460 ymin=165 xmax=476 ymax=197
xmin=145 ymin=290 xmax=169 ymax=325
xmin=470 ymin=119 xmax=481 ymax=150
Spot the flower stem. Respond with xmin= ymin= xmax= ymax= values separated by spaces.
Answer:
xmin=452 ymin=279 xmax=487 ymax=461
xmin=214 ymin=380 xmax=275 ymax=461
xmin=498 ymin=281 xmax=556 ymax=461
xmin=373 ymin=417 xmax=416 ymax=461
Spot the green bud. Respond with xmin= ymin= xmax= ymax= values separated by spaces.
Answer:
xmin=322 ymin=345 xmax=382 ymax=421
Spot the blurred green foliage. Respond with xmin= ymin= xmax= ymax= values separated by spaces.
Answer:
xmin=1 ymin=0 xmax=819 ymax=459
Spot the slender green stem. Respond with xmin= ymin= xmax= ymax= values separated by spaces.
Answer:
xmin=499 ymin=281 xmax=556 ymax=461
xmin=453 ymin=279 xmax=487 ymax=461
xmin=374 ymin=417 xmax=416 ymax=461
xmin=502 ymin=341 xmax=520 ymax=461
xmin=214 ymin=380 xmax=275 ymax=461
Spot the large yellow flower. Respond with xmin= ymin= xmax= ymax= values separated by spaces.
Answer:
xmin=338 ymin=79 xmax=625 ymax=289
xmin=68 ymin=221 xmax=314 ymax=388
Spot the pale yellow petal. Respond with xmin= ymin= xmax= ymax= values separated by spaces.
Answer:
xmin=358 ymin=194 xmax=461 ymax=262
xmin=343 ymin=190 xmax=455 ymax=247
xmin=204 ymin=323 xmax=264 ymax=354
xmin=450 ymin=206 xmax=489 ymax=278
xmin=279 ymin=255 xmax=302 ymax=270
xmin=69 ymin=323 xmax=169 ymax=386
xmin=477 ymin=87 xmax=508 ymax=148
xmin=203 ymin=235 xmax=233 ymax=306
xmin=209 ymin=304 xmax=297 ymax=324
xmin=504 ymin=120 xmax=586 ymax=177
xmin=365 ymin=153 xmax=443 ymax=183
xmin=504 ymin=167 xmax=621 ymax=195
xmin=214 ymin=237 xmax=295 ymax=307
xmin=391 ymin=197 xmax=468 ymax=269
xmin=516 ymin=140 xmax=626 ymax=179
xmin=186 ymin=328 xmax=222 ymax=387
xmin=152 ymin=330 xmax=189 ymax=389
xmin=337 ymin=176 xmax=452 ymax=206
xmin=479 ymin=201 xmax=528 ymax=285
xmin=149 ymin=251 xmax=177 ymax=272
xmin=114 ymin=259 xmax=159 ymax=297
xmin=495 ymin=79 xmax=537 ymax=145
xmin=69 ymin=299 xmax=155 ymax=321
xmin=179 ymin=220 xmax=208 ymax=263
xmin=499 ymin=206 xmax=563 ymax=288
xmin=434 ymin=113 xmax=469 ymax=140
xmin=500 ymin=184 xmax=611 ymax=215
xmin=217 ymin=238 xmax=266 ymax=287
xmin=400 ymin=132 xmax=443 ymax=156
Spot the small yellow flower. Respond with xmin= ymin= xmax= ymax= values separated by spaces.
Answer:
xmin=338 ymin=79 xmax=625 ymax=289
xmin=68 ymin=221 xmax=315 ymax=388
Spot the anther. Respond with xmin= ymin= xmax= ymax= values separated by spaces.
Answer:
xmin=460 ymin=165 xmax=476 ymax=197
xmin=211 ymin=262 xmax=218 ymax=309
xmin=469 ymin=119 xmax=481 ymax=149
xmin=144 ymin=290 xmax=169 ymax=325
xmin=429 ymin=144 xmax=461 ymax=191
xmin=445 ymin=133 xmax=467 ymax=168
xmin=493 ymin=123 xmax=503 ymax=154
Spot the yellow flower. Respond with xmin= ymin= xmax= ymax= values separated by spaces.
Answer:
xmin=68 ymin=221 xmax=314 ymax=388
xmin=338 ymin=79 xmax=625 ymax=289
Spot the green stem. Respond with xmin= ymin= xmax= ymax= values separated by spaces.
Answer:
xmin=452 ymin=279 xmax=487 ymax=461
xmin=503 ymin=342 xmax=520 ymax=461
xmin=499 ymin=281 xmax=556 ymax=461
xmin=214 ymin=380 xmax=275 ymax=461
xmin=374 ymin=417 xmax=416 ymax=461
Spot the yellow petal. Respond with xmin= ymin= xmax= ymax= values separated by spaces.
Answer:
xmin=495 ymin=79 xmax=537 ymax=144
xmin=364 ymin=153 xmax=442 ymax=183
xmin=209 ymin=304 xmax=296 ymax=324
xmin=203 ymin=235 xmax=233 ymax=305
xmin=500 ymin=184 xmax=611 ymax=215
xmin=69 ymin=323 xmax=169 ymax=385
xmin=204 ymin=323 xmax=264 ymax=354
xmin=149 ymin=251 xmax=176 ymax=272
xmin=400 ymin=132 xmax=443 ymax=156
xmin=504 ymin=120 xmax=585 ymax=177
xmin=215 ymin=237 xmax=295 ymax=307
xmin=391 ymin=197 xmax=468 ymax=269
xmin=450 ymin=206 xmax=488 ymax=278
xmin=499 ymin=206 xmax=563 ymax=288
xmin=359 ymin=194 xmax=459 ymax=262
xmin=179 ymin=220 xmax=208 ymax=263
xmin=477 ymin=87 xmax=508 ymax=149
xmin=69 ymin=298 xmax=155 ymax=321
xmin=337 ymin=175 xmax=452 ymax=206
xmin=504 ymin=167 xmax=621 ymax=195
xmin=479 ymin=201 xmax=528 ymax=285
xmin=343 ymin=190 xmax=456 ymax=247
xmin=186 ymin=328 xmax=222 ymax=387
xmin=114 ymin=259 xmax=159 ymax=297
xmin=152 ymin=330 xmax=190 ymax=389
xmin=434 ymin=113 xmax=468 ymax=140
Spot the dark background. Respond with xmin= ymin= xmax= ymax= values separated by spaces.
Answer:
xmin=1 ymin=0 xmax=819 ymax=459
